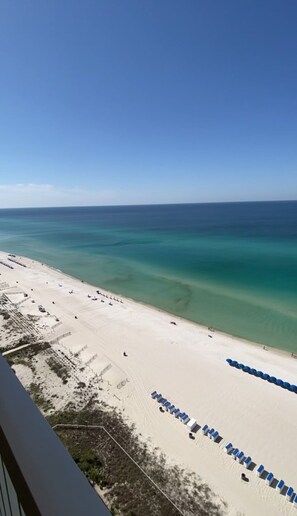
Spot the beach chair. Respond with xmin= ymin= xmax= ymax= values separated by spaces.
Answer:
xmin=236 ymin=451 xmax=244 ymax=463
xmin=211 ymin=431 xmax=219 ymax=442
xmin=286 ymin=487 xmax=294 ymax=501
xmin=265 ymin=472 xmax=273 ymax=486
xmin=155 ymin=393 xmax=162 ymax=402
xmin=293 ymin=494 xmax=297 ymax=507
xmin=158 ymin=396 xmax=165 ymax=403
xmin=151 ymin=390 xmax=158 ymax=399
xmin=183 ymin=414 xmax=190 ymax=424
xmin=256 ymin=464 xmax=264 ymax=477
xmin=169 ymin=405 xmax=176 ymax=414
xmin=174 ymin=409 xmax=180 ymax=418
xmin=208 ymin=428 xmax=215 ymax=438
xmin=232 ymin=448 xmax=239 ymax=459
xmin=276 ymin=479 xmax=284 ymax=493
xmin=224 ymin=442 xmax=232 ymax=454
xmin=202 ymin=424 xmax=209 ymax=435
xmin=243 ymin=456 xmax=251 ymax=468
xmin=178 ymin=412 xmax=185 ymax=420
xmin=164 ymin=401 xmax=171 ymax=409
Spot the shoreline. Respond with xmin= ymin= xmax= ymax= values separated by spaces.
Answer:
xmin=1 ymin=250 xmax=297 ymax=515
xmin=36 ymin=254 xmax=297 ymax=362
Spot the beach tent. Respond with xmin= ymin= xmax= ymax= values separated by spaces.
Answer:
xmin=187 ymin=418 xmax=197 ymax=431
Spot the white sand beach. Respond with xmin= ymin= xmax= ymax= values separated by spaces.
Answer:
xmin=1 ymin=251 xmax=297 ymax=515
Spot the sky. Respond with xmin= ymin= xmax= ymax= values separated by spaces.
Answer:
xmin=1 ymin=0 xmax=297 ymax=208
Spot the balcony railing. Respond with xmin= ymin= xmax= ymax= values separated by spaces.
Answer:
xmin=0 ymin=354 xmax=110 ymax=516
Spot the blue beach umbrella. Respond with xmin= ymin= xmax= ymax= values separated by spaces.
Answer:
xmin=289 ymin=384 xmax=297 ymax=393
xmin=231 ymin=360 xmax=238 ymax=367
xmin=250 ymin=368 xmax=257 ymax=375
xmin=283 ymin=382 xmax=291 ymax=390
xmin=256 ymin=370 xmax=263 ymax=377
xmin=269 ymin=376 xmax=277 ymax=384
xmin=226 ymin=358 xmax=232 ymax=365
xmin=243 ymin=366 xmax=251 ymax=373
xmin=276 ymin=379 xmax=284 ymax=386
xmin=238 ymin=363 xmax=245 ymax=370
xmin=262 ymin=373 xmax=270 ymax=380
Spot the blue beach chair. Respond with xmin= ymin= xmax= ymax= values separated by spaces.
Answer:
xmin=266 ymin=472 xmax=273 ymax=486
xmin=243 ymin=456 xmax=251 ymax=469
xmin=202 ymin=424 xmax=208 ymax=435
xmin=232 ymin=448 xmax=239 ymax=459
xmin=236 ymin=451 xmax=244 ymax=463
xmin=256 ymin=464 xmax=264 ymax=477
xmin=276 ymin=479 xmax=284 ymax=493
xmin=286 ymin=487 xmax=294 ymax=501
xmin=212 ymin=431 xmax=219 ymax=442
xmin=224 ymin=442 xmax=233 ymax=453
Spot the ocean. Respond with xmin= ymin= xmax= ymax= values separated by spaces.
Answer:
xmin=0 ymin=201 xmax=297 ymax=352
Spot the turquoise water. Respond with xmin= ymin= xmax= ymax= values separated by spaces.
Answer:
xmin=1 ymin=202 xmax=297 ymax=351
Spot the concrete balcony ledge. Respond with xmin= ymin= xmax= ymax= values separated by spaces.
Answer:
xmin=0 ymin=354 xmax=110 ymax=516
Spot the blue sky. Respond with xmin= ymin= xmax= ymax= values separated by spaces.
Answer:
xmin=1 ymin=1 xmax=296 ymax=207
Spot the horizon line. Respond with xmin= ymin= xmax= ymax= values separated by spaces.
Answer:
xmin=0 ymin=199 xmax=296 ymax=211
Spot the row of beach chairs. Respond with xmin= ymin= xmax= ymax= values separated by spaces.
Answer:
xmin=225 ymin=443 xmax=297 ymax=505
xmin=152 ymin=387 xmax=297 ymax=507
xmin=150 ymin=391 xmax=220 ymax=438
xmin=202 ymin=424 xmax=220 ymax=442
xmin=151 ymin=391 xmax=195 ymax=428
